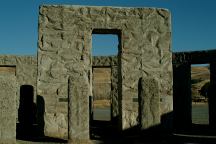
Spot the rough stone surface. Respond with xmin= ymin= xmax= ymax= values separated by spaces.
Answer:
xmin=68 ymin=76 xmax=89 ymax=141
xmin=111 ymin=65 xmax=119 ymax=121
xmin=92 ymin=56 xmax=118 ymax=67
xmin=38 ymin=5 xmax=172 ymax=138
xmin=0 ymin=74 xmax=17 ymax=144
xmin=0 ymin=55 xmax=37 ymax=122
xmin=139 ymin=77 xmax=160 ymax=129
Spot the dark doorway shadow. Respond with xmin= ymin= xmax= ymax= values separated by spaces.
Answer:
xmin=17 ymin=85 xmax=36 ymax=137
xmin=36 ymin=95 xmax=45 ymax=137
xmin=17 ymin=94 xmax=66 ymax=143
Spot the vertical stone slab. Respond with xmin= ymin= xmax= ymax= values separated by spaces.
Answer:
xmin=111 ymin=65 xmax=119 ymax=124
xmin=139 ymin=77 xmax=160 ymax=129
xmin=173 ymin=64 xmax=191 ymax=132
xmin=68 ymin=76 xmax=89 ymax=143
xmin=209 ymin=62 xmax=216 ymax=128
xmin=0 ymin=74 xmax=17 ymax=144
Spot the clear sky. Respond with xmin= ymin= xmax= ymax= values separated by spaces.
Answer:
xmin=0 ymin=0 xmax=216 ymax=55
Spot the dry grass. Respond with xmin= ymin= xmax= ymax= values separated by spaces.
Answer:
xmin=92 ymin=67 xmax=210 ymax=105
xmin=0 ymin=67 xmax=16 ymax=74
xmin=93 ymin=100 xmax=110 ymax=108
xmin=191 ymin=66 xmax=209 ymax=80
xmin=191 ymin=66 xmax=210 ymax=98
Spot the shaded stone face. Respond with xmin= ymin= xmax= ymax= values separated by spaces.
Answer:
xmin=173 ymin=50 xmax=216 ymax=132
xmin=0 ymin=74 xmax=17 ymax=144
xmin=38 ymin=5 xmax=172 ymax=139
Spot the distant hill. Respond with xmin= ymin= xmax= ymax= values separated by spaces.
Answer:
xmin=191 ymin=66 xmax=210 ymax=100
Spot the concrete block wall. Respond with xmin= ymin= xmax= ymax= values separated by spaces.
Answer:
xmin=38 ymin=5 xmax=172 ymax=139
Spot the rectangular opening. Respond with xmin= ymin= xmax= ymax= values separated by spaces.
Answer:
xmin=92 ymin=33 xmax=119 ymax=56
xmin=0 ymin=66 xmax=16 ymax=75
xmin=92 ymin=67 xmax=111 ymax=121
xmin=191 ymin=64 xmax=209 ymax=125
xmin=90 ymin=30 xmax=121 ymax=139
xmin=91 ymin=32 xmax=120 ymax=122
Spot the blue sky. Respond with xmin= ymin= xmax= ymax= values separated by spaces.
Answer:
xmin=0 ymin=0 xmax=216 ymax=55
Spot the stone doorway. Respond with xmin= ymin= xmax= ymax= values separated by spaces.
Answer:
xmin=90 ymin=30 xmax=121 ymax=140
xmin=173 ymin=51 xmax=216 ymax=136
xmin=92 ymin=67 xmax=111 ymax=122
xmin=90 ymin=67 xmax=113 ymax=139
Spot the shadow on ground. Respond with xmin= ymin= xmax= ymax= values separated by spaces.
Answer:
xmin=89 ymin=111 xmax=216 ymax=144
xmin=16 ymin=120 xmax=216 ymax=144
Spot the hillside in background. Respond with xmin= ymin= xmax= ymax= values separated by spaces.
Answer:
xmin=92 ymin=66 xmax=210 ymax=106
xmin=191 ymin=65 xmax=210 ymax=100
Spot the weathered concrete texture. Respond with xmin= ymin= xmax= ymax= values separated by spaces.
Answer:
xmin=93 ymin=56 xmax=118 ymax=67
xmin=139 ymin=77 xmax=160 ymax=129
xmin=111 ymin=65 xmax=119 ymax=121
xmin=0 ymin=55 xmax=37 ymax=122
xmin=0 ymin=74 xmax=17 ymax=144
xmin=38 ymin=5 xmax=172 ymax=136
xmin=118 ymin=8 xmax=172 ymax=129
xmin=68 ymin=76 xmax=89 ymax=141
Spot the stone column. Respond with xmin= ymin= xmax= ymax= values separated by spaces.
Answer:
xmin=173 ymin=64 xmax=191 ymax=132
xmin=0 ymin=74 xmax=17 ymax=144
xmin=68 ymin=76 xmax=90 ymax=143
xmin=209 ymin=62 xmax=216 ymax=128
xmin=111 ymin=65 xmax=119 ymax=125
xmin=138 ymin=77 xmax=160 ymax=129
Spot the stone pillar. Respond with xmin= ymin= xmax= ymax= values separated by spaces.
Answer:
xmin=209 ymin=62 xmax=216 ymax=128
xmin=138 ymin=77 xmax=160 ymax=129
xmin=111 ymin=65 xmax=119 ymax=124
xmin=68 ymin=76 xmax=89 ymax=143
xmin=0 ymin=74 xmax=17 ymax=144
xmin=173 ymin=64 xmax=191 ymax=132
